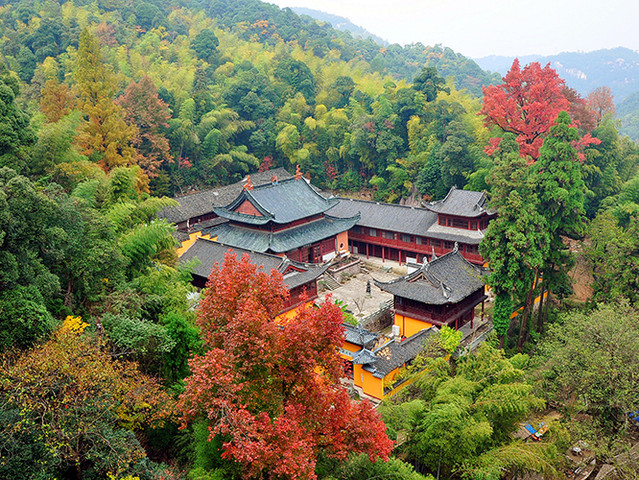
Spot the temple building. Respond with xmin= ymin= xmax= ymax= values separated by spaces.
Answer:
xmin=206 ymin=172 xmax=358 ymax=263
xmin=374 ymin=247 xmax=488 ymax=337
xmin=328 ymin=187 xmax=495 ymax=265
xmin=351 ymin=327 xmax=439 ymax=400
xmin=179 ymin=237 xmax=328 ymax=317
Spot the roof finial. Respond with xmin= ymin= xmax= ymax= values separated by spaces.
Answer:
xmin=244 ymin=175 xmax=254 ymax=191
xmin=453 ymin=242 xmax=459 ymax=253
xmin=271 ymin=174 xmax=279 ymax=185
xmin=431 ymin=246 xmax=437 ymax=260
xmin=295 ymin=164 xmax=303 ymax=180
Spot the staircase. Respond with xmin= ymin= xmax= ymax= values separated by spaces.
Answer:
xmin=321 ymin=272 xmax=341 ymax=291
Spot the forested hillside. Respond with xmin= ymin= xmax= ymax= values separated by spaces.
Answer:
xmin=0 ymin=0 xmax=503 ymax=201
xmin=2 ymin=0 xmax=639 ymax=479
xmin=291 ymin=7 xmax=389 ymax=46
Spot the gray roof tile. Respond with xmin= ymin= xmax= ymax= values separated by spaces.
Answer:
xmin=178 ymin=237 xmax=328 ymax=289
xmin=343 ymin=323 xmax=378 ymax=349
xmin=206 ymin=214 xmax=359 ymax=253
xmin=425 ymin=187 xmax=493 ymax=218
xmin=215 ymin=177 xmax=339 ymax=224
xmin=374 ymin=248 xmax=486 ymax=304
xmin=329 ymin=198 xmax=487 ymax=244
xmin=157 ymin=168 xmax=293 ymax=223
xmin=328 ymin=198 xmax=437 ymax=236
xmin=353 ymin=327 xmax=439 ymax=378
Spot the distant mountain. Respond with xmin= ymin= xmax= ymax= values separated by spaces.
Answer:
xmin=474 ymin=48 xmax=639 ymax=102
xmin=291 ymin=7 xmax=388 ymax=46
xmin=475 ymin=48 xmax=639 ymax=140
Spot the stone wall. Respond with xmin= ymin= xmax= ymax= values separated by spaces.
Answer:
xmin=360 ymin=299 xmax=393 ymax=332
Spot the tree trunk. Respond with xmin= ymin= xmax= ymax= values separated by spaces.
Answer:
xmin=499 ymin=334 xmax=505 ymax=349
xmin=518 ymin=270 xmax=538 ymax=351
xmin=536 ymin=281 xmax=545 ymax=333
xmin=64 ymin=278 xmax=74 ymax=308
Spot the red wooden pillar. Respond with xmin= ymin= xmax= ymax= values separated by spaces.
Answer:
xmin=382 ymin=246 xmax=385 ymax=263
xmin=366 ymin=243 xmax=369 ymax=259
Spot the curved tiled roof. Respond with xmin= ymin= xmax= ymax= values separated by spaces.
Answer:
xmin=374 ymin=248 xmax=485 ymax=305
xmin=157 ymin=168 xmax=293 ymax=224
xmin=329 ymin=198 xmax=486 ymax=244
xmin=205 ymin=214 xmax=360 ymax=254
xmin=424 ymin=187 xmax=493 ymax=218
xmin=178 ymin=237 xmax=328 ymax=289
xmin=352 ymin=327 xmax=439 ymax=378
xmin=215 ymin=177 xmax=339 ymax=224
xmin=328 ymin=198 xmax=437 ymax=236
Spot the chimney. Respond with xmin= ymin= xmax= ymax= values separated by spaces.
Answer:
xmin=392 ymin=324 xmax=401 ymax=342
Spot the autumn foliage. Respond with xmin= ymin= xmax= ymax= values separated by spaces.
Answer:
xmin=117 ymin=75 xmax=173 ymax=178
xmin=178 ymin=253 xmax=392 ymax=479
xmin=0 ymin=316 xmax=173 ymax=477
xmin=480 ymin=59 xmax=599 ymax=161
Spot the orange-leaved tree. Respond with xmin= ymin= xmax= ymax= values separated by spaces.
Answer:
xmin=74 ymin=29 xmax=137 ymax=172
xmin=0 ymin=316 xmax=174 ymax=479
xmin=178 ymin=253 xmax=393 ymax=479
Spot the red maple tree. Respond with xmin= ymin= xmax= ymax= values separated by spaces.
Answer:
xmin=480 ymin=59 xmax=599 ymax=161
xmin=178 ymin=253 xmax=392 ymax=479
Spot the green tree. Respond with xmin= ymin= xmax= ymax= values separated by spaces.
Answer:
xmin=412 ymin=66 xmax=449 ymax=102
xmin=0 ymin=318 xmax=173 ymax=479
xmin=585 ymin=211 xmax=639 ymax=305
xmin=0 ymin=67 xmax=36 ymax=172
xmin=398 ymin=344 xmax=551 ymax=478
xmin=537 ymin=302 xmax=639 ymax=432
xmin=191 ymin=28 xmax=219 ymax=61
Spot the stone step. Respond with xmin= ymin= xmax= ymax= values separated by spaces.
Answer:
xmin=321 ymin=273 xmax=341 ymax=291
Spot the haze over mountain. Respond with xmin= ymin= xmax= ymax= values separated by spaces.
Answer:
xmin=474 ymin=48 xmax=639 ymax=102
xmin=291 ymin=7 xmax=388 ymax=46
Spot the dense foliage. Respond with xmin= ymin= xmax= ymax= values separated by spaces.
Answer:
xmin=0 ymin=0 xmax=638 ymax=478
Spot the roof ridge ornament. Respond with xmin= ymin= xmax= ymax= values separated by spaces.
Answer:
xmin=294 ymin=164 xmax=303 ymax=180
xmin=431 ymin=246 xmax=437 ymax=260
xmin=244 ymin=175 xmax=254 ymax=191
xmin=440 ymin=280 xmax=450 ymax=299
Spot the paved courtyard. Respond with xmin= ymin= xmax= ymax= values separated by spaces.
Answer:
xmin=318 ymin=255 xmax=405 ymax=320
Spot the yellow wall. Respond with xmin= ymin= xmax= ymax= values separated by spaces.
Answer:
xmin=176 ymin=232 xmax=213 ymax=257
xmin=340 ymin=340 xmax=362 ymax=360
xmin=275 ymin=299 xmax=315 ymax=323
xmin=394 ymin=313 xmax=433 ymax=338
xmin=342 ymin=341 xmax=361 ymax=353
xmin=354 ymin=364 xmax=384 ymax=400
xmin=510 ymin=290 xmax=549 ymax=319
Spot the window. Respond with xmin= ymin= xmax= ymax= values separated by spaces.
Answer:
xmin=443 ymin=241 xmax=454 ymax=250
xmin=401 ymin=234 xmax=413 ymax=243
xmin=466 ymin=244 xmax=479 ymax=254
xmin=353 ymin=226 xmax=362 ymax=234
xmin=431 ymin=239 xmax=441 ymax=248
xmin=368 ymin=228 xmax=377 ymax=237
xmin=452 ymin=218 xmax=467 ymax=229
xmin=470 ymin=221 xmax=477 ymax=230
xmin=416 ymin=237 xmax=424 ymax=245
xmin=382 ymin=231 xmax=395 ymax=240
